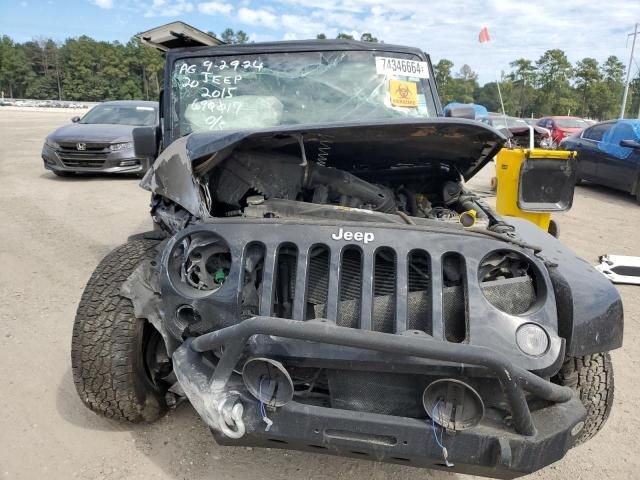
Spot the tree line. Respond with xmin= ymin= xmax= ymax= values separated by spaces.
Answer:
xmin=0 ymin=34 xmax=164 ymax=102
xmin=435 ymin=50 xmax=640 ymax=120
xmin=1 ymin=30 xmax=639 ymax=119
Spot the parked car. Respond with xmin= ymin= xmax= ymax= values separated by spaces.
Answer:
xmin=481 ymin=113 xmax=552 ymax=148
xmin=42 ymin=100 xmax=158 ymax=177
xmin=561 ymin=119 xmax=640 ymax=203
xmin=67 ymin=30 xmax=624 ymax=479
xmin=537 ymin=116 xmax=589 ymax=147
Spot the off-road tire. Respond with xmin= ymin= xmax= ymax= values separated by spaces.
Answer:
xmin=71 ymin=239 xmax=167 ymax=423
xmin=554 ymin=352 xmax=614 ymax=444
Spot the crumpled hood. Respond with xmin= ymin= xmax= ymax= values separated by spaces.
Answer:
xmin=185 ymin=118 xmax=507 ymax=181
xmin=142 ymin=118 xmax=507 ymax=217
xmin=49 ymin=123 xmax=134 ymax=144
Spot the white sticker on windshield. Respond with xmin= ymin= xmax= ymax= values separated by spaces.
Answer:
xmin=375 ymin=57 xmax=429 ymax=79
xmin=136 ymin=106 xmax=155 ymax=111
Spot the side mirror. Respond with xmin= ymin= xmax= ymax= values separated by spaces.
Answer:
xmin=619 ymin=139 xmax=640 ymax=149
xmin=518 ymin=155 xmax=576 ymax=212
xmin=444 ymin=105 xmax=475 ymax=120
xmin=71 ymin=116 xmax=80 ymax=123
xmin=133 ymin=126 xmax=158 ymax=159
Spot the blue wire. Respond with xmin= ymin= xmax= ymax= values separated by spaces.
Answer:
xmin=431 ymin=399 xmax=446 ymax=450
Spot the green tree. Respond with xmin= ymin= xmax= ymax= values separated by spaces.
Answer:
xmin=474 ymin=82 xmax=502 ymax=111
xmin=600 ymin=56 xmax=626 ymax=119
xmin=0 ymin=36 xmax=33 ymax=98
xmin=433 ymin=58 xmax=453 ymax=94
xmin=628 ymin=74 xmax=640 ymax=118
xmin=440 ymin=65 xmax=479 ymax=104
xmin=126 ymin=38 xmax=164 ymax=100
xmin=534 ymin=49 xmax=577 ymax=115
xmin=509 ymin=58 xmax=536 ymax=116
xmin=458 ymin=64 xmax=478 ymax=82
xmin=360 ymin=33 xmax=378 ymax=43
xmin=574 ymin=58 xmax=602 ymax=117
xmin=602 ymin=55 xmax=625 ymax=83
xmin=536 ymin=49 xmax=573 ymax=86
xmin=219 ymin=28 xmax=249 ymax=44
xmin=336 ymin=33 xmax=355 ymax=40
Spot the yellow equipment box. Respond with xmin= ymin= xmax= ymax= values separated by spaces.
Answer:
xmin=495 ymin=148 xmax=576 ymax=233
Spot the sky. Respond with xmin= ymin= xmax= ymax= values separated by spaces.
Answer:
xmin=2 ymin=0 xmax=640 ymax=84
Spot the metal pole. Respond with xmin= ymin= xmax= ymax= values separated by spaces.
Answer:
xmin=621 ymin=23 xmax=639 ymax=119
xmin=495 ymin=74 xmax=512 ymax=147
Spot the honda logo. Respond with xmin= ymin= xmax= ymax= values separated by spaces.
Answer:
xmin=76 ymin=143 xmax=86 ymax=151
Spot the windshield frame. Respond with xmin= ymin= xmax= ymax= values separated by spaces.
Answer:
xmin=164 ymin=43 xmax=441 ymax=145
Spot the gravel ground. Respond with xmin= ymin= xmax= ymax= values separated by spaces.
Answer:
xmin=0 ymin=110 xmax=638 ymax=480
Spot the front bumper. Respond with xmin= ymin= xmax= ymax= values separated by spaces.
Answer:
xmin=173 ymin=317 xmax=585 ymax=479
xmin=41 ymin=144 xmax=148 ymax=174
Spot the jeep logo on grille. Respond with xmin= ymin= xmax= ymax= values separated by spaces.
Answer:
xmin=76 ymin=143 xmax=87 ymax=151
xmin=331 ymin=228 xmax=374 ymax=244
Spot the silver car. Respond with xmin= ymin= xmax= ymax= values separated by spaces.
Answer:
xmin=42 ymin=100 xmax=158 ymax=177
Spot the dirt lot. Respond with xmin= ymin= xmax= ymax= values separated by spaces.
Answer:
xmin=0 ymin=110 xmax=638 ymax=480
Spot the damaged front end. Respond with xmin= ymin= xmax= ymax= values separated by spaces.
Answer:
xmin=122 ymin=120 xmax=621 ymax=478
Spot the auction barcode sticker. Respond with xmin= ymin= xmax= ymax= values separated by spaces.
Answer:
xmin=375 ymin=57 xmax=430 ymax=79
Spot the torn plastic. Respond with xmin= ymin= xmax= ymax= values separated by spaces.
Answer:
xmin=121 ymin=254 xmax=180 ymax=355
xmin=172 ymin=340 xmax=249 ymax=439
xmin=139 ymin=137 xmax=212 ymax=218
xmin=595 ymin=254 xmax=640 ymax=285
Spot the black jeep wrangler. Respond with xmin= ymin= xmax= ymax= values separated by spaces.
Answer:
xmin=71 ymin=35 xmax=623 ymax=479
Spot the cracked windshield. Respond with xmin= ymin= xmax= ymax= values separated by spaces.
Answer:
xmin=171 ymin=51 xmax=436 ymax=135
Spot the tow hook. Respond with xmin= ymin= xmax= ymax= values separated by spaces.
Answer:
xmin=217 ymin=396 xmax=246 ymax=439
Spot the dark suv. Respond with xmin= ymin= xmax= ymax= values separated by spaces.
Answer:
xmin=70 ymin=34 xmax=622 ymax=479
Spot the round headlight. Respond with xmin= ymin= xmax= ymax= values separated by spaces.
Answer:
xmin=516 ymin=323 xmax=549 ymax=356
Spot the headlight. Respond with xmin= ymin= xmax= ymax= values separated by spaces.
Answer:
xmin=516 ymin=323 xmax=549 ymax=356
xmin=109 ymin=141 xmax=133 ymax=152
xmin=45 ymin=138 xmax=60 ymax=149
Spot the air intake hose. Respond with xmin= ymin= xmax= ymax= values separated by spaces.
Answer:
xmin=305 ymin=163 xmax=397 ymax=213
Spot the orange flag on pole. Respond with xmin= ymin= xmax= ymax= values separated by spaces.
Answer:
xmin=478 ymin=26 xmax=490 ymax=43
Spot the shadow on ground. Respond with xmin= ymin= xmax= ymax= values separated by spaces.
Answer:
xmin=575 ymin=182 xmax=638 ymax=206
xmin=57 ymin=368 xmax=457 ymax=480
xmin=40 ymin=171 xmax=142 ymax=182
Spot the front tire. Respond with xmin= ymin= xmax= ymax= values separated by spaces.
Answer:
xmin=554 ymin=352 xmax=614 ymax=444
xmin=71 ymin=239 xmax=169 ymax=423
